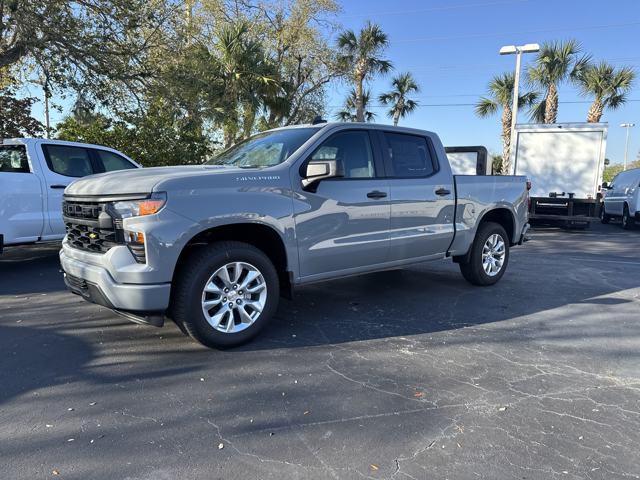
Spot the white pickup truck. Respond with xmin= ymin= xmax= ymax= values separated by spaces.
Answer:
xmin=0 ymin=138 xmax=140 ymax=253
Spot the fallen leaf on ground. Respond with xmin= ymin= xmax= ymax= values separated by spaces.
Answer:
xmin=414 ymin=392 xmax=424 ymax=398
xmin=370 ymin=464 xmax=379 ymax=471
xmin=52 ymin=470 xmax=60 ymax=476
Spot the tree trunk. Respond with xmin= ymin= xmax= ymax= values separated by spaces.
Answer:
xmin=393 ymin=112 xmax=399 ymax=126
xmin=587 ymin=98 xmax=603 ymax=123
xmin=501 ymin=106 xmax=513 ymax=174
xmin=355 ymin=75 xmax=364 ymax=123
xmin=544 ymin=83 xmax=558 ymax=124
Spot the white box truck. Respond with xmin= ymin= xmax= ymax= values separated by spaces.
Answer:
xmin=510 ymin=123 xmax=608 ymax=228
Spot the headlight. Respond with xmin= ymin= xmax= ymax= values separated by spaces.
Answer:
xmin=111 ymin=192 xmax=167 ymax=219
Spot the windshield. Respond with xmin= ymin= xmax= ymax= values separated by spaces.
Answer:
xmin=206 ymin=128 xmax=318 ymax=168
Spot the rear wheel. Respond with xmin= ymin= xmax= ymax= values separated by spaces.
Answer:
xmin=600 ymin=204 xmax=611 ymax=224
xmin=172 ymin=241 xmax=280 ymax=349
xmin=621 ymin=204 xmax=634 ymax=230
xmin=459 ymin=222 xmax=510 ymax=286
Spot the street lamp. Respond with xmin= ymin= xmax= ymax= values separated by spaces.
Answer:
xmin=620 ymin=123 xmax=635 ymax=171
xmin=500 ymin=43 xmax=540 ymax=174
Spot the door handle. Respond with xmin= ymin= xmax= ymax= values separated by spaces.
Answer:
xmin=367 ymin=190 xmax=387 ymax=199
xmin=435 ymin=188 xmax=451 ymax=196
xmin=50 ymin=184 xmax=68 ymax=189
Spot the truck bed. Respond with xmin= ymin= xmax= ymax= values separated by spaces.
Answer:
xmin=449 ymin=175 xmax=529 ymax=255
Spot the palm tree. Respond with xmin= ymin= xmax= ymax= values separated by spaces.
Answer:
xmin=335 ymin=88 xmax=376 ymax=122
xmin=476 ymin=72 xmax=538 ymax=174
xmin=336 ymin=22 xmax=392 ymax=122
xmin=527 ymin=39 xmax=589 ymax=123
xmin=215 ymin=22 xmax=279 ymax=147
xmin=574 ymin=61 xmax=635 ymax=123
xmin=378 ymin=72 xmax=420 ymax=126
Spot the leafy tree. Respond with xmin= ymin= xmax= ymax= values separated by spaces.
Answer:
xmin=255 ymin=0 xmax=340 ymax=128
xmin=378 ymin=72 xmax=419 ymax=126
xmin=476 ymin=72 xmax=538 ymax=173
xmin=527 ymin=40 xmax=589 ymax=123
xmin=56 ymin=97 xmax=213 ymax=167
xmin=574 ymin=62 xmax=635 ymax=123
xmin=603 ymin=160 xmax=640 ymax=183
xmin=0 ymin=72 xmax=43 ymax=138
xmin=336 ymin=22 xmax=392 ymax=122
xmin=0 ymin=0 xmax=174 ymax=106
xmin=491 ymin=154 xmax=503 ymax=175
xmin=335 ymin=88 xmax=376 ymax=122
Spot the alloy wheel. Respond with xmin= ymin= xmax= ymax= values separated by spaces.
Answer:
xmin=201 ymin=262 xmax=267 ymax=333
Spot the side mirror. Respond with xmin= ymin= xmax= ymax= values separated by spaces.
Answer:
xmin=601 ymin=182 xmax=610 ymax=190
xmin=301 ymin=159 xmax=342 ymax=189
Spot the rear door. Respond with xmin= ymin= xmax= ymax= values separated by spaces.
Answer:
xmin=40 ymin=144 xmax=96 ymax=235
xmin=379 ymin=131 xmax=455 ymax=261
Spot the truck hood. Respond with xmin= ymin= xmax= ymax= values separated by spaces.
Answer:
xmin=65 ymin=165 xmax=245 ymax=196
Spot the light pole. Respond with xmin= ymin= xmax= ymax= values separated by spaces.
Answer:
xmin=620 ymin=123 xmax=635 ymax=171
xmin=500 ymin=43 xmax=540 ymax=174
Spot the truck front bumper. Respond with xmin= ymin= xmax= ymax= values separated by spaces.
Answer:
xmin=60 ymin=244 xmax=171 ymax=325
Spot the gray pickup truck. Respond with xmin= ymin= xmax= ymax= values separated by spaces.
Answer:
xmin=60 ymin=123 xmax=529 ymax=348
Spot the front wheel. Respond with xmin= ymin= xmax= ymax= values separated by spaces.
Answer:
xmin=172 ymin=241 xmax=280 ymax=349
xmin=621 ymin=204 xmax=634 ymax=230
xmin=459 ymin=222 xmax=510 ymax=286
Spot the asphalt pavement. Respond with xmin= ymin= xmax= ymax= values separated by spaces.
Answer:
xmin=1 ymin=223 xmax=639 ymax=480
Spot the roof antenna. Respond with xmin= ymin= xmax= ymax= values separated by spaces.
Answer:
xmin=311 ymin=115 xmax=327 ymax=125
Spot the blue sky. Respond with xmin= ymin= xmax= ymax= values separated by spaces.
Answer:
xmin=327 ymin=0 xmax=640 ymax=165
xmin=30 ymin=0 xmax=640 ymax=165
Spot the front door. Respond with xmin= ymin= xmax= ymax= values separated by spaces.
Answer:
xmin=40 ymin=144 xmax=96 ymax=236
xmin=293 ymin=130 xmax=391 ymax=279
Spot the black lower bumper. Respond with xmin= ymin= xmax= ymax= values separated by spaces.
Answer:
xmin=64 ymin=272 xmax=165 ymax=327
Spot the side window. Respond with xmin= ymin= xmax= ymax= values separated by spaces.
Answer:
xmin=43 ymin=145 xmax=94 ymax=177
xmin=0 ymin=145 xmax=30 ymax=173
xmin=311 ymin=131 xmax=375 ymax=179
xmin=94 ymin=150 xmax=136 ymax=172
xmin=383 ymin=132 xmax=436 ymax=178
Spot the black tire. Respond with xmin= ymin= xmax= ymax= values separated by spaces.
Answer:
xmin=600 ymin=204 xmax=610 ymax=224
xmin=459 ymin=222 xmax=510 ymax=286
xmin=172 ymin=241 xmax=280 ymax=349
xmin=621 ymin=204 xmax=634 ymax=230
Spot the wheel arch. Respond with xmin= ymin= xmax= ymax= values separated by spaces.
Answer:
xmin=452 ymin=207 xmax=516 ymax=264
xmin=478 ymin=207 xmax=516 ymax=245
xmin=172 ymin=222 xmax=292 ymax=298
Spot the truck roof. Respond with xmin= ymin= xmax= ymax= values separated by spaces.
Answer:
xmin=1 ymin=137 xmax=120 ymax=150
xmin=268 ymin=121 xmax=438 ymax=138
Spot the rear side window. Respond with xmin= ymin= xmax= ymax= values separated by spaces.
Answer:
xmin=43 ymin=145 xmax=94 ymax=177
xmin=94 ymin=149 xmax=136 ymax=172
xmin=383 ymin=132 xmax=437 ymax=178
xmin=0 ymin=145 xmax=30 ymax=173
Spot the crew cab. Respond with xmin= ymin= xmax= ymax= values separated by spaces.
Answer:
xmin=0 ymin=138 xmax=140 ymax=253
xmin=60 ymin=123 xmax=529 ymax=349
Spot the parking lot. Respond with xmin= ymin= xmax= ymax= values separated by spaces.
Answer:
xmin=1 ymin=223 xmax=639 ymax=480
